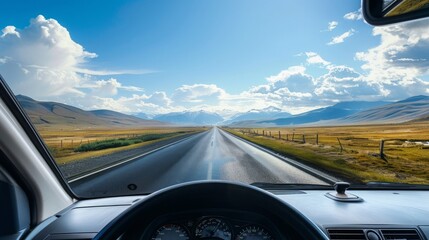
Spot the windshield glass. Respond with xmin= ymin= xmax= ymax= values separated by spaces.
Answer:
xmin=1 ymin=0 xmax=429 ymax=197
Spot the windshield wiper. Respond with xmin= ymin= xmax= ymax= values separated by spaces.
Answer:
xmin=251 ymin=182 xmax=332 ymax=190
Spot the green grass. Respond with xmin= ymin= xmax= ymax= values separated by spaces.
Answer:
xmin=74 ymin=132 xmax=183 ymax=152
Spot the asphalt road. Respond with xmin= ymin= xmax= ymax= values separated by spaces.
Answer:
xmin=71 ymin=127 xmax=328 ymax=197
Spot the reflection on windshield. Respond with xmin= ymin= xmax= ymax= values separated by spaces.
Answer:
xmin=1 ymin=0 xmax=429 ymax=197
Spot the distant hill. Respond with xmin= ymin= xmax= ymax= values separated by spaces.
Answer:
xmin=335 ymin=95 xmax=429 ymax=124
xmin=225 ymin=106 xmax=291 ymax=124
xmin=133 ymin=112 xmax=151 ymax=119
xmin=16 ymin=95 xmax=167 ymax=128
xmin=153 ymin=110 xmax=223 ymax=126
xmin=232 ymin=101 xmax=388 ymax=127
xmin=409 ymin=115 xmax=429 ymax=122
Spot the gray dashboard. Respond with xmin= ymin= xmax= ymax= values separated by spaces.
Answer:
xmin=27 ymin=190 xmax=429 ymax=239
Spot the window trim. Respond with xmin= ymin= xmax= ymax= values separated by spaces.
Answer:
xmin=0 ymin=75 xmax=76 ymax=199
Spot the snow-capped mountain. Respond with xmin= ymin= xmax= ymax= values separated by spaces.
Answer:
xmin=153 ymin=110 xmax=224 ymax=125
xmin=225 ymin=106 xmax=291 ymax=124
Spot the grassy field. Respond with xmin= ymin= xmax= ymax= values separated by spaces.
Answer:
xmin=36 ymin=126 xmax=206 ymax=164
xmin=224 ymin=122 xmax=429 ymax=184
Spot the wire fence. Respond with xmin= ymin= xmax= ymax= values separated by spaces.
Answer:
xmin=235 ymin=128 xmax=429 ymax=162
xmin=43 ymin=134 xmax=142 ymax=149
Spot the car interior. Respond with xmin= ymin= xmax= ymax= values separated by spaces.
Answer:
xmin=1 ymin=0 xmax=429 ymax=240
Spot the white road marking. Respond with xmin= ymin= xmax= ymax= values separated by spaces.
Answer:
xmin=207 ymin=161 xmax=213 ymax=180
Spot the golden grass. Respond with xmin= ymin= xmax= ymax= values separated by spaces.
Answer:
xmin=36 ymin=126 xmax=206 ymax=164
xmin=225 ymin=122 xmax=429 ymax=184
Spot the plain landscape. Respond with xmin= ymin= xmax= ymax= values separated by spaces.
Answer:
xmin=224 ymin=121 xmax=429 ymax=184
xmin=18 ymin=94 xmax=429 ymax=184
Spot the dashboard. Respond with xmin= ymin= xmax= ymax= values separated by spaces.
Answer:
xmin=143 ymin=210 xmax=280 ymax=240
xmin=27 ymin=186 xmax=429 ymax=240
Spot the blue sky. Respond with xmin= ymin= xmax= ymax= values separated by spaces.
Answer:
xmin=1 ymin=0 xmax=429 ymax=117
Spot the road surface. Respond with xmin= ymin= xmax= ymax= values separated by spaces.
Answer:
xmin=71 ymin=127 xmax=328 ymax=197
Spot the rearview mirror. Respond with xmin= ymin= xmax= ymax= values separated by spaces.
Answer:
xmin=363 ymin=0 xmax=429 ymax=26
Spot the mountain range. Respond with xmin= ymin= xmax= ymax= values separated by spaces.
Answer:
xmin=224 ymin=106 xmax=291 ymax=124
xmin=153 ymin=110 xmax=224 ymax=126
xmin=332 ymin=95 xmax=429 ymax=125
xmin=230 ymin=96 xmax=429 ymax=127
xmin=16 ymin=94 xmax=429 ymax=128
xmin=16 ymin=95 xmax=167 ymax=128
xmin=257 ymin=101 xmax=388 ymax=126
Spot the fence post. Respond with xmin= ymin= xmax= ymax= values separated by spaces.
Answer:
xmin=337 ymin=138 xmax=343 ymax=153
xmin=263 ymin=130 xmax=265 ymax=136
xmin=60 ymin=140 xmax=63 ymax=148
xmin=316 ymin=133 xmax=319 ymax=145
xmin=269 ymin=131 xmax=271 ymax=137
xmin=302 ymin=135 xmax=306 ymax=143
xmin=292 ymin=133 xmax=295 ymax=142
xmin=286 ymin=134 xmax=289 ymax=141
xmin=380 ymin=140 xmax=387 ymax=162
xmin=278 ymin=131 xmax=281 ymax=139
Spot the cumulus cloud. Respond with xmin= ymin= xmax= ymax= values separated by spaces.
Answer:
xmin=0 ymin=15 xmax=96 ymax=98
xmin=82 ymin=78 xmax=144 ymax=97
xmin=328 ymin=29 xmax=355 ymax=45
xmin=0 ymin=15 xmax=144 ymax=101
xmin=354 ymin=19 xmax=429 ymax=99
xmin=171 ymin=84 xmax=227 ymax=107
xmin=327 ymin=21 xmax=338 ymax=31
xmin=1 ymin=26 xmax=20 ymax=38
xmin=80 ymin=91 xmax=174 ymax=115
xmin=356 ymin=19 xmax=429 ymax=82
xmin=344 ymin=9 xmax=362 ymax=20
xmin=3 ymin=14 xmax=429 ymax=118
xmin=314 ymin=65 xmax=382 ymax=101
xmin=266 ymin=66 xmax=306 ymax=82
xmin=242 ymin=66 xmax=316 ymax=110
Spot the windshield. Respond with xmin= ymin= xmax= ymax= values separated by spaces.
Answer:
xmin=1 ymin=0 xmax=429 ymax=197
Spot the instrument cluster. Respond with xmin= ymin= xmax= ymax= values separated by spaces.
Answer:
xmin=146 ymin=212 xmax=278 ymax=240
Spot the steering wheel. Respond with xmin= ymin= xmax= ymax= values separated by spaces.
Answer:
xmin=93 ymin=181 xmax=329 ymax=239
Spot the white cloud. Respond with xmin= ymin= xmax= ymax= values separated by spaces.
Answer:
xmin=77 ymin=91 xmax=174 ymax=115
xmin=355 ymin=18 xmax=429 ymax=97
xmin=82 ymin=78 xmax=144 ymax=97
xmin=0 ymin=15 xmax=145 ymax=101
xmin=356 ymin=19 xmax=429 ymax=79
xmin=172 ymin=84 xmax=226 ymax=104
xmin=1 ymin=26 xmax=20 ymax=38
xmin=266 ymin=66 xmax=306 ymax=82
xmin=327 ymin=21 xmax=338 ymax=31
xmin=344 ymin=9 xmax=362 ymax=20
xmin=3 ymin=15 xmax=429 ymax=118
xmin=314 ymin=65 xmax=383 ymax=101
xmin=0 ymin=15 xmax=97 ymax=98
xmin=74 ymin=68 xmax=154 ymax=76
xmin=305 ymin=52 xmax=331 ymax=66
xmin=145 ymin=92 xmax=172 ymax=107
xmin=242 ymin=66 xmax=316 ymax=111
xmin=328 ymin=29 xmax=355 ymax=45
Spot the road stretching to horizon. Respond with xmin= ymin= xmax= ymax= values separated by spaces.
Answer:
xmin=71 ymin=127 xmax=328 ymax=196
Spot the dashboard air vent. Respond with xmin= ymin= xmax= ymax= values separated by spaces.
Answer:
xmin=327 ymin=229 xmax=366 ymax=240
xmin=381 ymin=229 xmax=421 ymax=240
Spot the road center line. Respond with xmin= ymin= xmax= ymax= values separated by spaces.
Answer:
xmin=207 ymin=161 xmax=213 ymax=180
